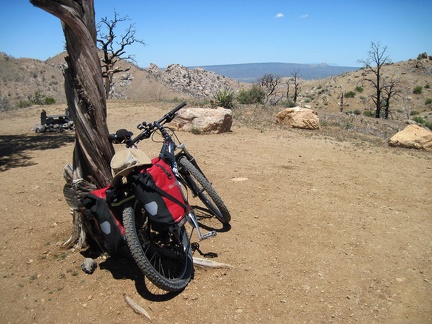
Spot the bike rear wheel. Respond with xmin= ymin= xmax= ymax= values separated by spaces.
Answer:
xmin=178 ymin=156 xmax=231 ymax=224
xmin=123 ymin=200 xmax=193 ymax=292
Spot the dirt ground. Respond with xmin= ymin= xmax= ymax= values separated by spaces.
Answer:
xmin=0 ymin=101 xmax=431 ymax=323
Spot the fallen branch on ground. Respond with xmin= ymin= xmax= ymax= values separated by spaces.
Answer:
xmin=193 ymin=257 xmax=233 ymax=268
xmin=124 ymin=295 xmax=152 ymax=321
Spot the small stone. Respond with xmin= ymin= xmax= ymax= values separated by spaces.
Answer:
xmin=81 ymin=258 xmax=97 ymax=274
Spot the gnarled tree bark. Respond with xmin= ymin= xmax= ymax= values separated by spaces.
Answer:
xmin=30 ymin=0 xmax=115 ymax=248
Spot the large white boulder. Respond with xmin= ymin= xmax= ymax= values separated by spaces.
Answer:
xmin=169 ymin=107 xmax=232 ymax=134
xmin=388 ymin=124 xmax=432 ymax=152
xmin=275 ymin=107 xmax=320 ymax=130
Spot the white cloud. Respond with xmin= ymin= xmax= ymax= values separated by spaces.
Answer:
xmin=300 ymin=14 xmax=309 ymax=18
xmin=275 ymin=13 xmax=284 ymax=18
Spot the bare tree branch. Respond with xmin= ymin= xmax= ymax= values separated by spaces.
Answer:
xmin=257 ymin=74 xmax=282 ymax=104
xmin=382 ymin=75 xmax=402 ymax=119
xmin=97 ymin=11 xmax=146 ymax=98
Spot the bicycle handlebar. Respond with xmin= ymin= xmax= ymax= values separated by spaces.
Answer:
xmin=108 ymin=101 xmax=187 ymax=147
xmin=156 ymin=101 xmax=187 ymax=124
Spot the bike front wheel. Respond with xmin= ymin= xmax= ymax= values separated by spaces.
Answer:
xmin=178 ymin=156 xmax=231 ymax=224
xmin=122 ymin=200 xmax=193 ymax=292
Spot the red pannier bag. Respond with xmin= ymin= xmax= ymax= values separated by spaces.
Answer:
xmin=130 ymin=158 xmax=189 ymax=228
xmin=83 ymin=187 xmax=125 ymax=253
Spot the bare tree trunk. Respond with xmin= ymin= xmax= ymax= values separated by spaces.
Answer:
xmin=30 ymin=0 xmax=115 ymax=248
xmin=339 ymin=86 xmax=344 ymax=113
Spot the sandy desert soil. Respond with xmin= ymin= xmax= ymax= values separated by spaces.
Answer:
xmin=0 ymin=101 xmax=431 ymax=323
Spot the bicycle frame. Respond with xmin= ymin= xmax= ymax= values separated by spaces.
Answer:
xmin=108 ymin=101 xmax=222 ymax=240
xmin=155 ymin=124 xmax=216 ymax=240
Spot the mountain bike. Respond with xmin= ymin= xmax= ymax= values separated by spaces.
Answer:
xmin=107 ymin=101 xmax=231 ymax=291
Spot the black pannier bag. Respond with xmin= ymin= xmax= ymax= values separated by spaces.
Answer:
xmin=130 ymin=158 xmax=189 ymax=227
xmin=83 ymin=186 xmax=125 ymax=253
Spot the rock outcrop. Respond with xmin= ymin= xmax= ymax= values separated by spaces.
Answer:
xmin=146 ymin=64 xmax=240 ymax=99
xmin=275 ymin=107 xmax=320 ymax=130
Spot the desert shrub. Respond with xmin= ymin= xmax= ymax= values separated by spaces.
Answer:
xmin=410 ymin=110 xmax=419 ymax=116
xmin=413 ymin=116 xmax=425 ymax=124
xmin=44 ymin=97 xmax=56 ymax=105
xmin=213 ymin=87 xmax=235 ymax=109
xmin=345 ymin=91 xmax=356 ymax=98
xmin=413 ymin=86 xmax=423 ymax=94
xmin=425 ymin=83 xmax=430 ymax=89
xmin=425 ymin=98 xmax=432 ymax=105
xmin=170 ymin=97 xmax=183 ymax=103
xmin=28 ymin=91 xmax=45 ymax=105
xmin=0 ymin=97 xmax=11 ymax=111
xmin=363 ymin=110 xmax=374 ymax=117
xmin=424 ymin=121 xmax=432 ymax=130
xmin=17 ymin=100 xmax=32 ymax=108
xmin=355 ymin=86 xmax=364 ymax=93
xmin=191 ymin=127 xmax=202 ymax=135
xmin=236 ymin=85 xmax=265 ymax=104
xmin=353 ymin=109 xmax=361 ymax=115
xmin=344 ymin=122 xmax=354 ymax=130
xmin=287 ymin=100 xmax=296 ymax=107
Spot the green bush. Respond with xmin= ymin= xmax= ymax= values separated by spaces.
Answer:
xmin=353 ymin=109 xmax=361 ymax=115
xmin=28 ymin=91 xmax=45 ymax=105
xmin=213 ymin=87 xmax=235 ymax=109
xmin=425 ymin=83 xmax=430 ymax=89
xmin=355 ymin=86 xmax=364 ymax=93
xmin=17 ymin=100 xmax=32 ymax=108
xmin=413 ymin=86 xmax=423 ymax=94
xmin=345 ymin=91 xmax=356 ymax=98
xmin=236 ymin=84 xmax=265 ymax=104
xmin=191 ymin=127 xmax=202 ymax=135
xmin=425 ymin=98 xmax=432 ymax=105
xmin=44 ymin=97 xmax=56 ymax=105
xmin=410 ymin=110 xmax=419 ymax=116
xmin=424 ymin=121 xmax=432 ymax=130
xmin=413 ymin=116 xmax=425 ymax=124
xmin=363 ymin=110 xmax=374 ymax=117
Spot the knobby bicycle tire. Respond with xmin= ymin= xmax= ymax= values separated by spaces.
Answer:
xmin=122 ymin=200 xmax=193 ymax=292
xmin=178 ymin=156 xmax=231 ymax=224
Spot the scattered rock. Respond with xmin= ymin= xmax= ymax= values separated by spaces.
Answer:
xmin=275 ymin=107 xmax=320 ymax=130
xmin=388 ymin=124 xmax=432 ymax=152
xmin=81 ymin=258 xmax=97 ymax=274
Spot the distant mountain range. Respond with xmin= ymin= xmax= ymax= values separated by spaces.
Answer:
xmin=189 ymin=62 xmax=360 ymax=82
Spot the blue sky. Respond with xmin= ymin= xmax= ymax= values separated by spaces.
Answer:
xmin=1 ymin=1 xmax=431 ymax=68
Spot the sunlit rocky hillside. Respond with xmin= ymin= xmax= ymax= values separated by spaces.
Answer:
xmin=1 ymin=51 xmax=431 ymax=127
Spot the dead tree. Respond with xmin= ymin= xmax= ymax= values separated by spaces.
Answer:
xmin=339 ymin=85 xmax=345 ymax=113
xmin=97 ymin=11 xmax=145 ymax=98
xmin=358 ymin=42 xmax=391 ymax=118
xmin=30 ymin=0 xmax=115 ymax=248
xmin=285 ymin=79 xmax=291 ymax=106
xmin=291 ymin=70 xmax=301 ymax=104
xmin=382 ymin=76 xmax=402 ymax=119
xmin=257 ymin=74 xmax=281 ymax=105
